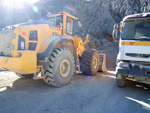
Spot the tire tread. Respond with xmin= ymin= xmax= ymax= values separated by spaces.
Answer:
xmin=43 ymin=48 xmax=75 ymax=87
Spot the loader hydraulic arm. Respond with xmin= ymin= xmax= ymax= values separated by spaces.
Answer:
xmin=82 ymin=34 xmax=90 ymax=46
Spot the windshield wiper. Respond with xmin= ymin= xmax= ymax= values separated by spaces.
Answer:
xmin=134 ymin=37 xmax=150 ymax=41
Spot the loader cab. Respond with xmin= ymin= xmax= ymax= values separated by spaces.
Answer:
xmin=48 ymin=12 xmax=79 ymax=36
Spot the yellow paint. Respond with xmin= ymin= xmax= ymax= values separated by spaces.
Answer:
xmin=28 ymin=40 xmax=38 ymax=43
xmin=48 ymin=12 xmax=78 ymax=20
xmin=74 ymin=38 xmax=86 ymax=57
xmin=121 ymin=41 xmax=150 ymax=46
xmin=65 ymin=12 xmax=78 ymax=20
xmin=0 ymin=51 xmax=37 ymax=74
xmin=124 ymin=18 xmax=150 ymax=22
xmin=63 ymin=13 xmax=67 ymax=35
xmin=73 ymin=34 xmax=90 ymax=57
xmin=120 ymin=21 xmax=123 ymax=32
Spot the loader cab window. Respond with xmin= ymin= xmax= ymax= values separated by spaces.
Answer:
xmin=49 ymin=17 xmax=55 ymax=23
xmin=56 ymin=16 xmax=63 ymax=27
xmin=49 ymin=16 xmax=63 ymax=29
xmin=66 ymin=16 xmax=74 ymax=36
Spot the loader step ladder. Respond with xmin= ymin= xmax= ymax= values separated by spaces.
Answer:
xmin=76 ymin=59 xmax=81 ymax=73
xmin=33 ymin=66 xmax=44 ymax=80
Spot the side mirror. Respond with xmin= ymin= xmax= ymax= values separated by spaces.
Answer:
xmin=112 ymin=24 xmax=120 ymax=42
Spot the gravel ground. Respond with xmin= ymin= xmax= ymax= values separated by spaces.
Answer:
xmin=0 ymin=71 xmax=150 ymax=113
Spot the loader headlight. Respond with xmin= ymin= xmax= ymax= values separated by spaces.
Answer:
xmin=118 ymin=62 xmax=129 ymax=68
xmin=18 ymin=52 xmax=22 ymax=57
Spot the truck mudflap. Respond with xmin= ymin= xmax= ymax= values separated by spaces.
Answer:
xmin=0 ymin=51 xmax=37 ymax=74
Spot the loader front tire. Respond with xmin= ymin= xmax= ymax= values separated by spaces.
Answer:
xmin=80 ymin=49 xmax=99 ymax=76
xmin=43 ymin=48 xmax=75 ymax=87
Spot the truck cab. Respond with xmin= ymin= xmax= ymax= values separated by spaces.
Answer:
xmin=113 ymin=13 xmax=150 ymax=87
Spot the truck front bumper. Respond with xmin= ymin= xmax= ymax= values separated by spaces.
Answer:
xmin=116 ymin=61 xmax=150 ymax=78
xmin=0 ymin=51 xmax=37 ymax=74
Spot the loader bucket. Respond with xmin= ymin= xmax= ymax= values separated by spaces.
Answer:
xmin=98 ymin=53 xmax=107 ymax=72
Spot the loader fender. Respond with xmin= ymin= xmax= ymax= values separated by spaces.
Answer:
xmin=37 ymin=36 xmax=76 ymax=61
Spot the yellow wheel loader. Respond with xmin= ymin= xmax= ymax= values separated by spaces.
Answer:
xmin=0 ymin=12 xmax=106 ymax=87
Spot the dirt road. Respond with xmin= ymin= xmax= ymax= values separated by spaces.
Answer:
xmin=0 ymin=71 xmax=150 ymax=113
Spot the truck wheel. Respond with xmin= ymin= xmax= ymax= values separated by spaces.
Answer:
xmin=116 ymin=74 xmax=126 ymax=87
xmin=43 ymin=48 xmax=75 ymax=87
xmin=80 ymin=49 xmax=99 ymax=76
xmin=16 ymin=74 xmax=34 ymax=79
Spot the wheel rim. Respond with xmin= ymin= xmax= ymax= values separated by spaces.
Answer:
xmin=59 ymin=59 xmax=71 ymax=77
xmin=93 ymin=56 xmax=98 ymax=69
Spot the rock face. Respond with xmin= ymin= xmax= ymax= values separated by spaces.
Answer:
xmin=1 ymin=0 xmax=150 ymax=41
xmin=0 ymin=1 xmax=34 ymax=28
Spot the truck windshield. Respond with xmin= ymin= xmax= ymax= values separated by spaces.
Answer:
xmin=121 ymin=20 xmax=150 ymax=40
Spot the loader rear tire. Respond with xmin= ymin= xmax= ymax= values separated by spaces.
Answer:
xmin=80 ymin=49 xmax=99 ymax=76
xmin=16 ymin=74 xmax=34 ymax=79
xmin=43 ymin=48 xmax=75 ymax=87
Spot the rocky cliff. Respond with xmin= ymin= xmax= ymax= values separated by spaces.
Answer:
xmin=1 ymin=0 xmax=150 ymax=41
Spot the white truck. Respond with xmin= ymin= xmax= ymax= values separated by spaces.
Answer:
xmin=113 ymin=13 xmax=150 ymax=87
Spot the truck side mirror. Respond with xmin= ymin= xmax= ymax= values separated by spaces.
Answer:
xmin=112 ymin=24 xmax=120 ymax=42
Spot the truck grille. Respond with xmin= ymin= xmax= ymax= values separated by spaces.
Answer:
xmin=0 ymin=29 xmax=16 ymax=56
xmin=126 ymin=53 xmax=150 ymax=58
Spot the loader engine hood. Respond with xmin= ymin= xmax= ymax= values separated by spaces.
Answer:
xmin=0 ymin=27 xmax=16 ymax=56
xmin=12 ymin=20 xmax=55 ymax=27
xmin=0 ymin=20 xmax=55 ymax=57
xmin=1 ymin=20 xmax=55 ymax=30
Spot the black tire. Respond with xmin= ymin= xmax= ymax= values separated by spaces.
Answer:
xmin=80 ymin=49 xmax=100 ymax=76
xmin=43 ymin=48 xmax=75 ymax=87
xmin=98 ymin=54 xmax=107 ymax=72
xmin=116 ymin=74 xmax=126 ymax=88
xmin=16 ymin=74 xmax=34 ymax=79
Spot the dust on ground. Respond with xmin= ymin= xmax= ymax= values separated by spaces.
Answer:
xmin=0 ymin=71 xmax=150 ymax=113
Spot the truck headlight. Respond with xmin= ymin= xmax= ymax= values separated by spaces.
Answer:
xmin=118 ymin=62 xmax=129 ymax=68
